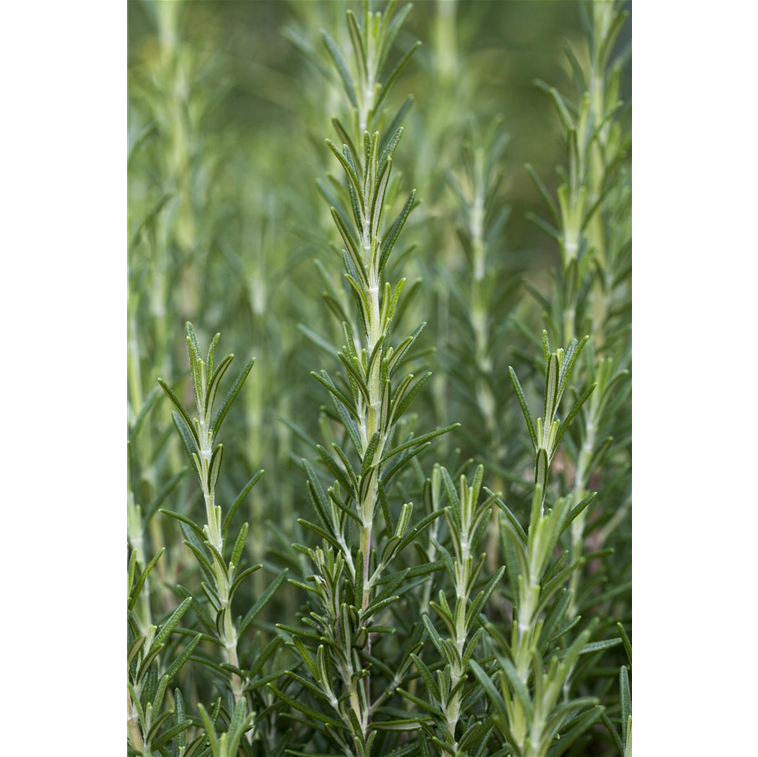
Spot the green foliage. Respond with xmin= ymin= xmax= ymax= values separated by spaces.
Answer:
xmin=525 ymin=0 xmax=632 ymax=625
xmin=128 ymin=548 xmax=200 ymax=756
xmin=407 ymin=465 xmax=503 ymax=752
xmin=127 ymin=2 xmax=631 ymax=755
xmin=271 ymin=6 xmax=460 ymax=754
xmin=321 ymin=0 xmax=420 ymax=138
xmin=158 ymin=324 xmax=264 ymax=700
xmin=468 ymin=333 xmax=603 ymax=756
xmin=509 ymin=332 xmax=593 ymax=511
xmin=445 ymin=116 xmax=516 ymax=472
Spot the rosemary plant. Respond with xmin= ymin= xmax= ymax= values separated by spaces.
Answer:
xmin=128 ymin=0 xmax=233 ymax=661
xmin=469 ymin=333 xmax=607 ymax=757
xmin=127 ymin=546 xmax=200 ymax=756
xmin=525 ymin=0 xmax=632 ymax=623
xmin=526 ymin=0 xmax=629 ymax=340
xmin=509 ymin=333 xmax=594 ymax=515
xmin=126 ymin=3 xmax=632 ymax=754
xmin=155 ymin=323 xmax=287 ymax=748
xmin=407 ymin=465 xmax=503 ymax=753
xmin=446 ymin=117 xmax=512 ymax=466
xmin=271 ymin=4 xmax=458 ymax=755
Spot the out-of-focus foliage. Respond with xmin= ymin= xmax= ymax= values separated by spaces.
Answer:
xmin=127 ymin=2 xmax=630 ymax=755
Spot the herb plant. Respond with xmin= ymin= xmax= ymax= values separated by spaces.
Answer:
xmin=525 ymin=0 xmax=631 ymax=638
xmin=445 ymin=116 xmax=516 ymax=476
xmin=408 ymin=464 xmax=503 ymax=753
xmin=272 ymin=5 xmax=459 ymax=753
xmin=127 ymin=2 xmax=631 ymax=755
xmin=154 ymin=324 xmax=288 ymax=751
xmin=469 ymin=333 xmax=603 ymax=757
xmin=128 ymin=545 xmax=200 ymax=755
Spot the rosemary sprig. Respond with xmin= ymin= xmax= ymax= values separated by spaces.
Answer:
xmin=158 ymin=323 xmax=283 ymax=738
xmin=272 ymin=4 xmax=458 ymax=755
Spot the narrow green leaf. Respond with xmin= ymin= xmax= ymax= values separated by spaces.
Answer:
xmin=620 ymin=665 xmax=631 ymax=743
xmin=321 ymin=30 xmax=358 ymax=109
xmin=129 ymin=548 xmax=165 ymax=610
xmin=373 ymin=41 xmax=421 ymax=115
xmin=158 ymin=379 xmax=198 ymax=445
xmin=223 ymin=469 xmax=265 ymax=534
xmin=379 ymin=189 xmax=416 ymax=273
xmin=381 ymin=424 xmax=460 ymax=463
xmin=508 ymin=367 xmax=537 ymax=449
xmin=268 ymin=683 xmax=345 ymax=729
xmin=240 ymin=569 xmax=289 ymax=636
xmin=212 ymin=357 xmax=255 ymax=434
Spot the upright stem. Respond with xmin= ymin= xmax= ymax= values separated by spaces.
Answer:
xmin=568 ymin=414 xmax=596 ymax=613
xmin=447 ymin=547 xmax=470 ymax=744
xmin=301 ymin=6 xmax=430 ymax=748
xmin=225 ymin=625 xmax=245 ymax=703
xmin=360 ymin=524 xmax=372 ymax=613
xmin=356 ymin=177 xmax=386 ymax=726
xmin=201 ymin=477 xmax=245 ymax=703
